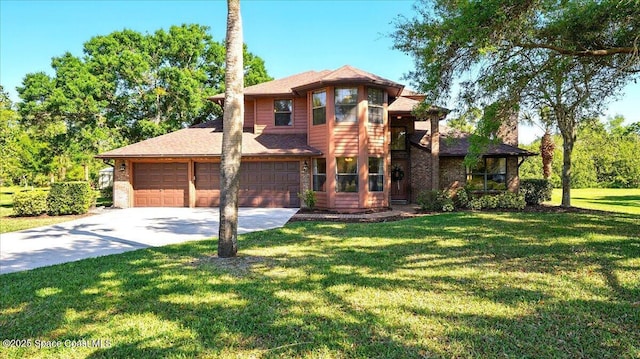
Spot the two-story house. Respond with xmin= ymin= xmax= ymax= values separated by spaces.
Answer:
xmin=97 ymin=65 xmax=535 ymax=211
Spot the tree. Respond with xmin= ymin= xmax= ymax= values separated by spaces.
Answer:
xmin=218 ymin=0 xmax=244 ymax=258
xmin=16 ymin=24 xmax=271 ymax=185
xmin=393 ymin=0 xmax=640 ymax=207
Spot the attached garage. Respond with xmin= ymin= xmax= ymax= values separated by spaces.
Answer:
xmin=195 ymin=161 xmax=300 ymax=208
xmin=133 ymin=163 xmax=189 ymax=207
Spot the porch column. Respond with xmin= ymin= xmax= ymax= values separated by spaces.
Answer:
xmin=430 ymin=116 xmax=440 ymax=191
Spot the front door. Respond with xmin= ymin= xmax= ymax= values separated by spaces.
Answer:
xmin=390 ymin=158 xmax=409 ymax=202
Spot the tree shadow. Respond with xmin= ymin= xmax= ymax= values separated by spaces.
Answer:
xmin=1 ymin=211 xmax=638 ymax=357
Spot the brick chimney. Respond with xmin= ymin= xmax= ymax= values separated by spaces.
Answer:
xmin=430 ymin=116 xmax=440 ymax=191
xmin=497 ymin=111 xmax=519 ymax=146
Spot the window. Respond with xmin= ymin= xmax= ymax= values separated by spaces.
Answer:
xmin=335 ymin=87 xmax=358 ymax=122
xmin=390 ymin=127 xmax=407 ymax=151
xmin=467 ymin=157 xmax=507 ymax=191
xmin=274 ymin=99 xmax=292 ymax=126
xmin=313 ymin=158 xmax=326 ymax=192
xmin=368 ymin=88 xmax=384 ymax=124
xmin=312 ymin=91 xmax=326 ymax=125
xmin=336 ymin=157 xmax=358 ymax=192
xmin=368 ymin=157 xmax=384 ymax=192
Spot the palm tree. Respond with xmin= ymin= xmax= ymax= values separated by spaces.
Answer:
xmin=218 ymin=0 xmax=243 ymax=257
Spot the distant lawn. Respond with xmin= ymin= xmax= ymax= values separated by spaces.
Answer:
xmin=548 ymin=188 xmax=640 ymax=215
xmin=0 ymin=186 xmax=94 ymax=233
xmin=1 ymin=211 xmax=638 ymax=358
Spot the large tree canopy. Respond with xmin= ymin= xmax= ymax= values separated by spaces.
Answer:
xmin=12 ymin=24 xmax=270 ymax=185
xmin=393 ymin=0 xmax=640 ymax=206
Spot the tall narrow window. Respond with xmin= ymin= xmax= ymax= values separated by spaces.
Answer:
xmin=274 ymin=99 xmax=292 ymax=126
xmin=336 ymin=157 xmax=358 ymax=192
xmin=467 ymin=157 xmax=507 ymax=191
xmin=368 ymin=88 xmax=384 ymax=124
xmin=390 ymin=127 xmax=407 ymax=151
xmin=368 ymin=157 xmax=384 ymax=192
xmin=312 ymin=91 xmax=326 ymax=125
xmin=335 ymin=87 xmax=358 ymax=123
xmin=313 ymin=158 xmax=326 ymax=192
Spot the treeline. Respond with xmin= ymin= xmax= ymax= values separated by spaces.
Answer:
xmin=520 ymin=116 xmax=640 ymax=188
xmin=0 ymin=24 xmax=271 ymax=187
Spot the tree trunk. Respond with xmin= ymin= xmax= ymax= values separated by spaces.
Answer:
xmin=218 ymin=0 xmax=244 ymax=258
xmin=540 ymin=131 xmax=555 ymax=179
xmin=561 ymin=134 xmax=573 ymax=208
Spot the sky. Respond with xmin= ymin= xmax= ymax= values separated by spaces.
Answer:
xmin=1 ymin=0 xmax=638 ymax=145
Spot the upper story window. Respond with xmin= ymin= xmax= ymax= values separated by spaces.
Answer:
xmin=390 ymin=127 xmax=407 ymax=151
xmin=274 ymin=99 xmax=293 ymax=126
xmin=335 ymin=87 xmax=358 ymax=123
xmin=312 ymin=91 xmax=326 ymax=125
xmin=336 ymin=157 xmax=358 ymax=192
xmin=368 ymin=88 xmax=384 ymax=124
xmin=467 ymin=157 xmax=507 ymax=191
xmin=312 ymin=158 xmax=326 ymax=192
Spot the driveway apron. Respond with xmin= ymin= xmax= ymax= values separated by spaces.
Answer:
xmin=0 ymin=207 xmax=298 ymax=274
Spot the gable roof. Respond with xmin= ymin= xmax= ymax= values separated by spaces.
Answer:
xmin=410 ymin=129 xmax=537 ymax=157
xmin=96 ymin=120 xmax=321 ymax=159
xmin=210 ymin=65 xmax=404 ymax=101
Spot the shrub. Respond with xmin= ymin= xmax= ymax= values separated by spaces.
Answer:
xmin=100 ymin=185 xmax=113 ymax=201
xmin=467 ymin=192 xmax=526 ymax=211
xmin=47 ymin=181 xmax=95 ymax=215
xmin=520 ymin=179 xmax=553 ymax=205
xmin=298 ymin=189 xmax=316 ymax=209
xmin=417 ymin=190 xmax=454 ymax=212
xmin=13 ymin=190 xmax=48 ymax=217
xmin=452 ymin=187 xmax=471 ymax=209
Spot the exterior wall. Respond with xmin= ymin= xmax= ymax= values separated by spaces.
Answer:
xmin=439 ymin=157 xmax=466 ymax=191
xmin=498 ymin=112 xmax=519 ymax=146
xmin=507 ymin=157 xmax=519 ymax=192
xmin=410 ymin=146 xmax=431 ymax=202
xmin=308 ymin=84 xmax=390 ymax=211
xmin=244 ymin=99 xmax=255 ymax=129
xmin=113 ymin=159 xmax=132 ymax=208
xmin=254 ymin=97 xmax=307 ymax=135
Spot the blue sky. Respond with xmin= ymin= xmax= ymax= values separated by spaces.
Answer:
xmin=1 ymin=0 xmax=638 ymax=144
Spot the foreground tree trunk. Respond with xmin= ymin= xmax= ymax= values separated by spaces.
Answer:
xmin=540 ymin=131 xmax=555 ymax=179
xmin=218 ymin=0 xmax=243 ymax=258
xmin=560 ymin=129 xmax=575 ymax=208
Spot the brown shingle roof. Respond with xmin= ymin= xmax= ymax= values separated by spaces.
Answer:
xmin=410 ymin=130 xmax=537 ymax=157
xmin=210 ymin=65 xmax=405 ymax=101
xmin=97 ymin=121 xmax=321 ymax=158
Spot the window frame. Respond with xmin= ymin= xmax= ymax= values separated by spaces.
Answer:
xmin=312 ymin=91 xmax=326 ymax=125
xmin=334 ymin=87 xmax=358 ymax=123
xmin=367 ymin=87 xmax=384 ymax=125
xmin=368 ymin=157 xmax=384 ymax=192
xmin=466 ymin=157 xmax=508 ymax=192
xmin=312 ymin=158 xmax=327 ymax=192
xmin=390 ymin=126 xmax=407 ymax=151
xmin=336 ymin=157 xmax=358 ymax=192
xmin=274 ymin=99 xmax=293 ymax=126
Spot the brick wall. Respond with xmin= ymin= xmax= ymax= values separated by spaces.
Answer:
xmin=113 ymin=159 xmax=131 ymax=208
xmin=507 ymin=157 xmax=519 ymax=192
xmin=409 ymin=146 xmax=431 ymax=202
xmin=440 ymin=157 xmax=466 ymax=191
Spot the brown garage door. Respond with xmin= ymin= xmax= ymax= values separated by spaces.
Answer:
xmin=195 ymin=161 xmax=300 ymax=208
xmin=133 ymin=163 xmax=189 ymax=207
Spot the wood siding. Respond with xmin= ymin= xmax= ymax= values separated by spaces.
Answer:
xmin=244 ymin=99 xmax=255 ymax=128
xmin=254 ymin=97 xmax=307 ymax=134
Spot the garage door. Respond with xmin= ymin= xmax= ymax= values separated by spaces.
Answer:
xmin=133 ymin=163 xmax=189 ymax=207
xmin=195 ymin=161 xmax=300 ymax=208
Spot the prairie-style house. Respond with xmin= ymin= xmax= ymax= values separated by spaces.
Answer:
xmin=97 ymin=65 xmax=535 ymax=211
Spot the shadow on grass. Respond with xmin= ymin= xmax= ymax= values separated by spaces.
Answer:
xmin=1 ymin=211 xmax=639 ymax=358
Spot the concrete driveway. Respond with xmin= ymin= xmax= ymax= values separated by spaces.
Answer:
xmin=0 ymin=207 xmax=298 ymax=275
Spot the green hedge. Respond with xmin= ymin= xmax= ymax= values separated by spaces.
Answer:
xmin=47 ymin=182 xmax=95 ymax=215
xmin=13 ymin=190 xmax=48 ymax=216
xmin=520 ymin=179 xmax=553 ymax=205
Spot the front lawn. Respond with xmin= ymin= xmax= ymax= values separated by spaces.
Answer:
xmin=548 ymin=188 xmax=640 ymax=214
xmin=1 ymin=211 xmax=638 ymax=358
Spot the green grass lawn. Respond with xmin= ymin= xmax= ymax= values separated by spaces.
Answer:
xmin=1 ymin=211 xmax=638 ymax=358
xmin=0 ymin=186 xmax=105 ymax=234
xmin=548 ymin=188 xmax=640 ymax=214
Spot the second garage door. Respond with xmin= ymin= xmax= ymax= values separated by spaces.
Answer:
xmin=195 ymin=161 xmax=300 ymax=208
